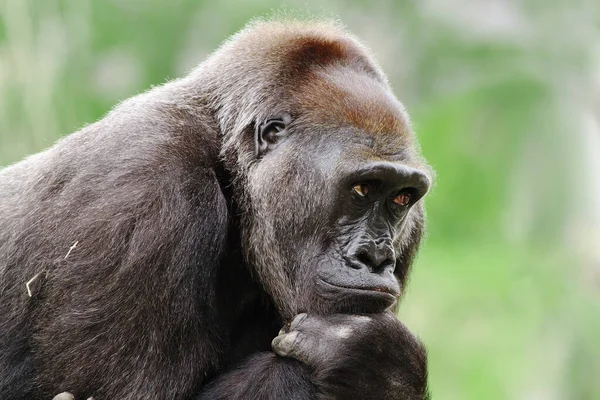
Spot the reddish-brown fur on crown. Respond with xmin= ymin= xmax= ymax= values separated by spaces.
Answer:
xmin=208 ymin=19 xmax=409 ymax=140
xmin=247 ymin=22 xmax=412 ymax=147
xmin=276 ymin=35 xmax=383 ymax=81
xmin=295 ymin=67 xmax=411 ymax=141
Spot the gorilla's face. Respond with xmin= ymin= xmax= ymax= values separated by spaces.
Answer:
xmin=309 ymin=155 xmax=430 ymax=315
xmin=245 ymin=73 xmax=431 ymax=318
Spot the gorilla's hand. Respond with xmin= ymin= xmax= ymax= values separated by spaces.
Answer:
xmin=272 ymin=312 xmax=429 ymax=400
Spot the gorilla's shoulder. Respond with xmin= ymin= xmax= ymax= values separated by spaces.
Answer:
xmin=81 ymin=80 xmax=220 ymax=169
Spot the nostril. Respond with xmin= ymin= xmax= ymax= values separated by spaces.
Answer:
xmin=356 ymin=251 xmax=372 ymax=269
xmin=378 ymin=258 xmax=396 ymax=273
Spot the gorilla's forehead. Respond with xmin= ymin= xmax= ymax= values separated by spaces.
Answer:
xmin=294 ymin=66 xmax=412 ymax=145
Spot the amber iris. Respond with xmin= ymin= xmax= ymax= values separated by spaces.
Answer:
xmin=352 ymin=184 xmax=369 ymax=197
xmin=393 ymin=191 xmax=411 ymax=206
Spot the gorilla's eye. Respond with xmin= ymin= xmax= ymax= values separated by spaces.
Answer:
xmin=352 ymin=184 xmax=369 ymax=197
xmin=393 ymin=190 xmax=412 ymax=207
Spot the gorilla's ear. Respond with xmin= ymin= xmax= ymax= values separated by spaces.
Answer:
xmin=255 ymin=114 xmax=292 ymax=158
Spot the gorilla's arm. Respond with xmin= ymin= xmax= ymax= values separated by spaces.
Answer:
xmin=197 ymin=313 xmax=428 ymax=400
xmin=197 ymin=353 xmax=316 ymax=400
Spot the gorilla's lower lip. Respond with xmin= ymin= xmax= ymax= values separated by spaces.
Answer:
xmin=318 ymin=279 xmax=399 ymax=299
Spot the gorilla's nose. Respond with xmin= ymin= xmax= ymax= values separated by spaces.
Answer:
xmin=354 ymin=239 xmax=395 ymax=273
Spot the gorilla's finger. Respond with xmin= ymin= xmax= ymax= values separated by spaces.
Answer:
xmin=289 ymin=313 xmax=308 ymax=331
xmin=272 ymin=331 xmax=299 ymax=357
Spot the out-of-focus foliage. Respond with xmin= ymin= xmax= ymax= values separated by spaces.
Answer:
xmin=1 ymin=0 xmax=598 ymax=398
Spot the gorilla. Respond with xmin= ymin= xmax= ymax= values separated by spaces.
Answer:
xmin=0 ymin=18 xmax=432 ymax=400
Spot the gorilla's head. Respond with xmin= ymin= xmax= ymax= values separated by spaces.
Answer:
xmin=201 ymin=20 xmax=432 ymax=318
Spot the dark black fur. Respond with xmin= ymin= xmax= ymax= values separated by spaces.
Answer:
xmin=0 ymin=19 xmax=431 ymax=400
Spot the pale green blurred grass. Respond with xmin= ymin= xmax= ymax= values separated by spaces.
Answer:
xmin=1 ymin=0 xmax=599 ymax=398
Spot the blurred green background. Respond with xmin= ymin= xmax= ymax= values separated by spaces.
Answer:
xmin=1 ymin=0 xmax=599 ymax=398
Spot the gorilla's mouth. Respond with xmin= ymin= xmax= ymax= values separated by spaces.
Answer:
xmin=317 ymin=279 xmax=399 ymax=302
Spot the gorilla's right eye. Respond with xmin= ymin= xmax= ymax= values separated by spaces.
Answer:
xmin=352 ymin=184 xmax=369 ymax=197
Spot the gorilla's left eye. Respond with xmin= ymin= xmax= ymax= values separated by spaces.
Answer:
xmin=393 ymin=190 xmax=412 ymax=206
xmin=352 ymin=184 xmax=369 ymax=197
